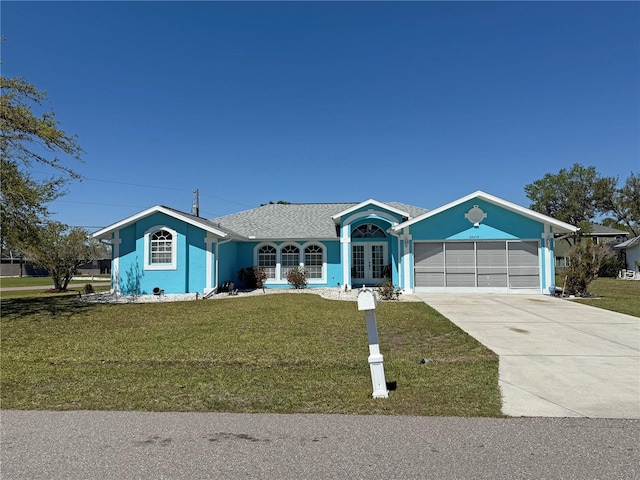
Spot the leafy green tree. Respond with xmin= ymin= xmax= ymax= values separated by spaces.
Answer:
xmin=1 ymin=75 xmax=83 ymax=249
xmin=599 ymin=172 xmax=639 ymax=236
xmin=20 ymin=222 xmax=103 ymax=292
xmin=525 ymin=163 xmax=614 ymax=236
xmin=260 ymin=200 xmax=291 ymax=206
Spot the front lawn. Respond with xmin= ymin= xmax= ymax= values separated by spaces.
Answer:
xmin=1 ymin=293 xmax=501 ymax=416
xmin=0 ymin=275 xmax=110 ymax=288
xmin=572 ymin=278 xmax=640 ymax=317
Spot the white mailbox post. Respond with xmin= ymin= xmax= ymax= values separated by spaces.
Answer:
xmin=357 ymin=286 xmax=389 ymax=399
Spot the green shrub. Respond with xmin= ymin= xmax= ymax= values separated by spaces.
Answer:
xmin=565 ymin=241 xmax=614 ymax=296
xmin=598 ymin=254 xmax=625 ymax=278
xmin=84 ymin=284 xmax=94 ymax=294
xmin=377 ymin=279 xmax=400 ymax=300
xmin=237 ymin=267 xmax=257 ymax=289
xmin=236 ymin=267 xmax=268 ymax=290
xmin=286 ymin=266 xmax=307 ymax=289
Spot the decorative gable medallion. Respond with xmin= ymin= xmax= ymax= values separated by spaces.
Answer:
xmin=465 ymin=205 xmax=487 ymax=227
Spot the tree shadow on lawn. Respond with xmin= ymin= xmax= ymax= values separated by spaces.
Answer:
xmin=1 ymin=295 xmax=98 ymax=320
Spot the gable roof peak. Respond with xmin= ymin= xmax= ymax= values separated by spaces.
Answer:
xmin=331 ymin=199 xmax=413 ymax=221
xmin=92 ymin=204 xmax=229 ymax=240
xmin=392 ymin=191 xmax=578 ymax=234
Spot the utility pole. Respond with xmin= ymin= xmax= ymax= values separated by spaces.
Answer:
xmin=192 ymin=189 xmax=200 ymax=217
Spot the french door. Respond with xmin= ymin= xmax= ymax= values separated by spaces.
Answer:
xmin=352 ymin=243 xmax=387 ymax=286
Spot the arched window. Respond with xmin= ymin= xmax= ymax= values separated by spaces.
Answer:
xmin=144 ymin=226 xmax=177 ymax=270
xmin=280 ymin=245 xmax=300 ymax=278
xmin=150 ymin=230 xmax=173 ymax=264
xmin=258 ymin=245 xmax=276 ymax=279
xmin=352 ymin=224 xmax=386 ymax=238
xmin=304 ymin=245 xmax=323 ymax=279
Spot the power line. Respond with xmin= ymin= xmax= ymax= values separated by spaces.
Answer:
xmin=77 ymin=176 xmax=254 ymax=208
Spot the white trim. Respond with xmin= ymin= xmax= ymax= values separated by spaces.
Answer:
xmin=402 ymin=229 xmax=412 ymax=291
xmin=254 ymin=242 xmax=279 ymax=280
xmin=413 ymin=239 xmax=542 ymax=293
xmin=341 ymin=225 xmax=351 ymax=289
xmin=205 ymin=234 xmax=216 ymax=292
xmin=112 ymin=231 xmax=121 ymax=294
xmin=301 ymin=241 xmax=327 ymax=283
xmin=332 ymin=199 xmax=411 ymax=221
xmin=342 ymin=209 xmax=399 ymax=227
xmin=542 ymin=226 xmax=554 ymax=294
xmin=351 ymin=241 xmax=388 ymax=286
xmin=392 ymin=191 xmax=578 ymax=234
xmin=92 ymin=205 xmax=228 ymax=240
xmin=143 ymin=226 xmax=178 ymax=271
xmin=278 ymin=242 xmax=302 ymax=282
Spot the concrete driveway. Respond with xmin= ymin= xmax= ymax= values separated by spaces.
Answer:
xmin=415 ymin=294 xmax=640 ymax=418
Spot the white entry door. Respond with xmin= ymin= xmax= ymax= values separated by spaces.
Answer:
xmin=352 ymin=243 xmax=387 ymax=287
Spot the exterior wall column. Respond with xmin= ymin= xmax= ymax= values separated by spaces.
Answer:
xmin=112 ymin=230 xmax=122 ymax=294
xmin=341 ymin=224 xmax=351 ymax=290
xmin=401 ymin=228 xmax=412 ymax=293
xmin=204 ymin=234 xmax=216 ymax=293
xmin=542 ymin=225 xmax=554 ymax=294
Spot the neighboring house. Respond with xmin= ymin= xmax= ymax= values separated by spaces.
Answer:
xmin=614 ymin=236 xmax=640 ymax=275
xmin=91 ymin=191 xmax=578 ymax=296
xmin=554 ymin=224 xmax=630 ymax=268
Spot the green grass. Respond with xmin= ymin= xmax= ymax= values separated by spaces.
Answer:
xmin=0 ymin=275 xmax=110 ymax=288
xmin=0 ymin=286 xmax=111 ymax=300
xmin=1 ymin=293 xmax=501 ymax=416
xmin=572 ymin=278 xmax=640 ymax=317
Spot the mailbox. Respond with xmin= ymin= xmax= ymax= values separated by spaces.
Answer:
xmin=357 ymin=287 xmax=377 ymax=311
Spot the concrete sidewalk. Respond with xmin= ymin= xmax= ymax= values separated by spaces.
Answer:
xmin=416 ymin=294 xmax=640 ymax=418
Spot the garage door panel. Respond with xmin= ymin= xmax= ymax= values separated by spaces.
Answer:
xmin=446 ymin=273 xmax=476 ymax=287
xmin=414 ymin=240 xmax=540 ymax=292
xmin=415 ymin=244 xmax=443 ymax=266
xmin=477 ymin=242 xmax=507 ymax=267
xmin=415 ymin=271 xmax=444 ymax=287
xmin=477 ymin=273 xmax=508 ymax=287
xmin=509 ymin=274 xmax=540 ymax=288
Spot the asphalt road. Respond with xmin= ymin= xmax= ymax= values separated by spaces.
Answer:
xmin=2 ymin=410 xmax=638 ymax=479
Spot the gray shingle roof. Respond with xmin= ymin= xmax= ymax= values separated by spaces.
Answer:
xmin=589 ymin=224 xmax=631 ymax=236
xmin=209 ymin=202 xmax=428 ymax=240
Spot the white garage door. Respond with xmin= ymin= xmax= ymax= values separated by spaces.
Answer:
xmin=414 ymin=241 xmax=540 ymax=293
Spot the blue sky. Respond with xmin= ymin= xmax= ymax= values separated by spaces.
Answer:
xmin=3 ymin=1 xmax=639 ymax=231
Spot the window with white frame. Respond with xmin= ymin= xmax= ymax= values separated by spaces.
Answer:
xmin=258 ymin=245 xmax=277 ymax=279
xmin=144 ymin=226 xmax=177 ymax=270
xmin=304 ymin=245 xmax=324 ymax=278
xmin=304 ymin=245 xmax=323 ymax=279
xmin=151 ymin=230 xmax=173 ymax=264
xmin=281 ymin=245 xmax=300 ymax=278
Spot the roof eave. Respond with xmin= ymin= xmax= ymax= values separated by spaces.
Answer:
xmin=392 ymin=191 xmax=579 ymax=234
xmin=91 ymin=205 xmax=229 ymax=240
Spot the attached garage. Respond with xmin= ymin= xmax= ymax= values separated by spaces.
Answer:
xmin=414 ymin=240 xmax=541 ymax=293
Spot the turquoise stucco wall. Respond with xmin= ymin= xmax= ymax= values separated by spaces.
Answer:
xmin=402 ymin=197 xmax=556 ymax=292
xmin=338 ymin=204 xmax=406 ymax=288
xmin=409 ymin=199 xmax=545 ymax=241
xmin=217 ymin=241 xmax=238 ymax=289
xmin=116 ymin=212 xmax=208 ymax=295
xmin=216 ymin=240 xmax=342 ymax=289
